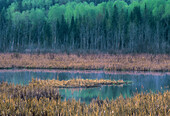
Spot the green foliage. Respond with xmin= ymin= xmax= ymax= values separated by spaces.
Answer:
xmin=48 ymin=4 xmax=65 ymax=23
xmin=163 ymin=1 xmax=170 ymax=18
xmin=6 ymin=2 xmax=18 ymax=19
xmin=29 ymin=8 xmax=46 ymax=25
xmin=0 ymin=0 xmax=169 ymax=53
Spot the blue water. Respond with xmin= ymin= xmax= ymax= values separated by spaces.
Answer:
xmin=0 ymin=70 xmax=169 ymax=104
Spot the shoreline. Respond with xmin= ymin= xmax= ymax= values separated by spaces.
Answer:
xmin=0 ymin=53 xmax=169 ymax=72
xmin=0 ymin=67 xmax=169 ymax=72
xmin=0 ymin=69 xmax=170 ymax=76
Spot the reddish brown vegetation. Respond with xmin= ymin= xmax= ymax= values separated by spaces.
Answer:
xmin=0 ymin=53 xmax=169 ymax=71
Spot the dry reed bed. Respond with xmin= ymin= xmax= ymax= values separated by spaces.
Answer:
xmin=30 ymin=78 xmax=127 ymax=88
xmin=0 ymin=81 xmax=60 ymax=101
xmin=0 ymin=53 xmax=170 ymax=71
xmin=0 ymin=81 xmax=169 ymax=116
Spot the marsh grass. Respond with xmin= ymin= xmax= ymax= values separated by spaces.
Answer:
xmin=0 ymin=53 xmax=169 ymax=71
xmin=30 ymin=78 xmax=127 ymax=88
xmin=0 ymin=80 xmax=169 ymax=116
xmin=0 ymin=81 xmax=60 ymax=101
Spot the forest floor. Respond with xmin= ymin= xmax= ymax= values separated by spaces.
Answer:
xmin=0 ymin=53 xmax=169 ymax=71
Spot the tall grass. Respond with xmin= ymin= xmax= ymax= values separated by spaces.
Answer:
xmin=0 ymin=53 xmax=169 ymax=71
xmin=0 ymin=81 xmax=169 ymax=115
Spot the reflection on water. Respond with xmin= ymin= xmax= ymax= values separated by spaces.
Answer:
xmin=0 ymin=70 xmax=169 ymax=104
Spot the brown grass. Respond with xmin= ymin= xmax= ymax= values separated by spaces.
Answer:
xmin=0 ymin=81 xmax=169 ymax=115
xmin=0 ymin=53 xmax=169 ymax=71
xmin=0 ymin=81 xmax=60 ymax=101
xmin=30 ymin=78 xmax=127 ymax=88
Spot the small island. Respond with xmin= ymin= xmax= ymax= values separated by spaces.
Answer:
xmin=30 ymin=78 xmax=131 ymax=88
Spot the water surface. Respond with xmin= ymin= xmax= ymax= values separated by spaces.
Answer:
xmin=0 ymin=69 xmax=169 ymax=104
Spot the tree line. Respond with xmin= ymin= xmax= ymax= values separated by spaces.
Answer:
xmin=0 ymin=0 xmax=169 ymax=53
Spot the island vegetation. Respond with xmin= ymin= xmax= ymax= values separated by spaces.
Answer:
xmin=30 ymin=78 xmax=129 ymax=88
